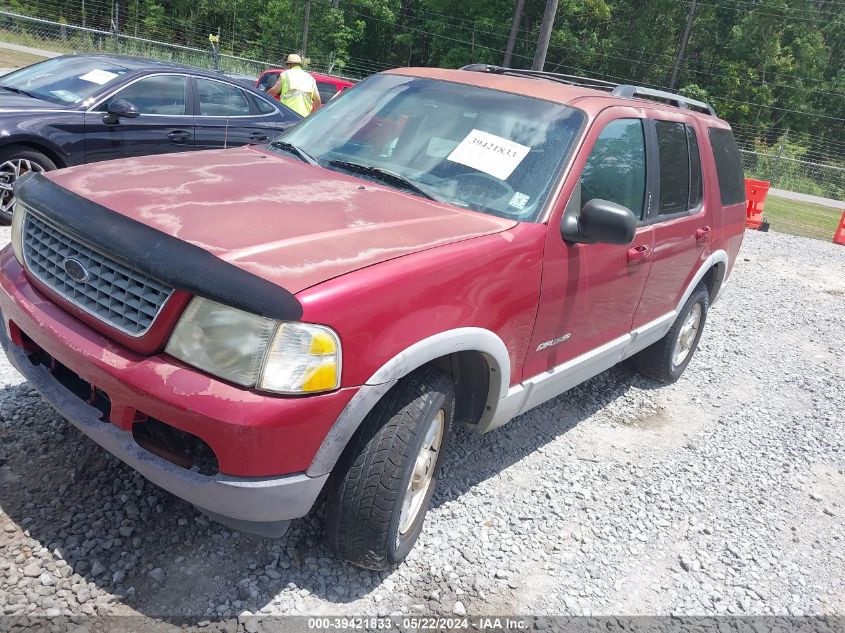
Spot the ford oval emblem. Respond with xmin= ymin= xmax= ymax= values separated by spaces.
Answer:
xmin=63 ymin=257 xmax=89 ymax=283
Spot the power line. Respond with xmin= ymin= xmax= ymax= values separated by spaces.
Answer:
xmin=546 ymin=44 xmax=845 ymax=99
xmin=688 ymin=0 xmax=843 ymax=19
xmin=692 ymin=0 xmax=844 ymax=23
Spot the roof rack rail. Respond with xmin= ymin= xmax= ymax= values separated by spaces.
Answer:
xmin=460 ymin=64 xmax=619 ymax=92
xmin=611 ymin=85 xmax=716 ymax=115
xmin=460 ymin=64 xmax=717 ymax=116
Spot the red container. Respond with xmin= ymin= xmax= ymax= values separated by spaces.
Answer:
xmin=744 ymin=178 xmax=770 ymax=230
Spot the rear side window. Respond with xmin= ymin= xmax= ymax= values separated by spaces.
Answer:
xmin=687 ymin=126 xmax=703 ymax=208
xmin=258 ymin=72 xmax=279 ymax=92
xmin=655 ymin=120 xmax=703 ymax=215
xmin=249 ymin=93 xmax=278 ymax=115
xmin=580 ymin=118 xmax=647 ymax=218
xmin=708 ymin=128 xmax=745 ymax=205
xmin=197 ymin=79 xmax=250 ymax=117
xmin=316 ymin=81 xmax=339 ymax=103
xmin=655 ymin=121 xmax=690 ymax=214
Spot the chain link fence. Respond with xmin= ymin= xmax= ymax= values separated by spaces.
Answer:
xmin=0 ymin=10 xmax=375 ymax=79
xmin=739 ymin=149 xmax=845 ymax=204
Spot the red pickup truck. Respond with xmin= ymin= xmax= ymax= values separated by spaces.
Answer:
xmin=0 ymin=65 xmax=745 ymax=570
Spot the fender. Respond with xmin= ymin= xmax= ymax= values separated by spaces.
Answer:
xmin=1 ymin=131 xmax=73 ymax=167
xmin=306 ymin=327 xmax=511 ymax=477
xmin=681 ymin=249 xmax=728 ymax=309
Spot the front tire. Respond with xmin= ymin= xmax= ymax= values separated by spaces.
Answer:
xmin=0 ymin=146 xmax=56 ymax=224
xmin=632 ymin=284 xmax=709 ymax=383
xmin=326 ymin=367 xmax=454 ymax=570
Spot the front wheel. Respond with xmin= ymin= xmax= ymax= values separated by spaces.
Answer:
xmin=326 ymin=367 xmax=454 ymax=569
xmin=631 ymin=284 xmax=709 ymax=383
xmin=0 ymin=146 xmax=56 ymax=224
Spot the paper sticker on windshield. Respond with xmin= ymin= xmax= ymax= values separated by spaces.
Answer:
xmin=509 ymin=192 xmax=530 ymax=210
xmin=447 ymin=129 xmax=530 ymax=181
xmin=79 ymin=69 xmax=118 ymax=85
xmin=50 ymin=90 xmax=80 ymax=103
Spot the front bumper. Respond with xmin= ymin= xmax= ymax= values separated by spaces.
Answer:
xmin=2 ymin=323 xmax=324 ymax=531
xmin=0 ymin=249 xmax=357 ymax=529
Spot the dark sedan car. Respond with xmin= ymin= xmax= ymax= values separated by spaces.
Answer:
xmin=0 ymin=55 xmax=302 ymax=221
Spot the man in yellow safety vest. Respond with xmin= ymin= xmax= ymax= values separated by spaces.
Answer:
xmin=268 ymin=54 xmax=322 ymax=117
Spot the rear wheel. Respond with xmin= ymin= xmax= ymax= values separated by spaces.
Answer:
xmin=0 ymin=146 xmax=56 ymax=224
xmin=632 ymin=285 xmax=709 ymax=383
xmin=326 ymin=367 xmax=454 ymax=569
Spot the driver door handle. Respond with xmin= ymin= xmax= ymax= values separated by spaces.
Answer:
xmin=167 ymin=130 xmax=191 ymax=143
xmin=249 ymin=131 xmax=269 ymax=142
xmin=627 ymin=244 xmax=651 ymax=265
xmin=696 ymin=225 xmax=712 ymax=241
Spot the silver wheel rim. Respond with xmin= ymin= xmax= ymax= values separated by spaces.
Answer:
xmin=672 ymin=303 xmax=702 ymax=367
xmin=398 ymin=409 xmax=444 ymax=535
xmin=0 ymin=159 xmax=45 ymax=215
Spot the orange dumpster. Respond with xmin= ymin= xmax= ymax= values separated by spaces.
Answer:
xmin=744 ymin=178 xmax=770 ymax=230
xmin=834 ymin=210 xmax=845 ymax=246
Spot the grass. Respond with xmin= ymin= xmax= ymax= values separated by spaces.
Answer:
xmin=0 ymin=27 xmax=264 ymax=77
xmin=762 ymin=194 xmax=844 ymax=241
xmin=0 ymin=47 xmax=45 ymax=69
xmin=0 ymin=29 xmax=76 ymax=55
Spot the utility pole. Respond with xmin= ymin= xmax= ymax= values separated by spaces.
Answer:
xmin=302 ymin=0 xmax=311 ymax=55
xmin=532 ymin=0 xmax=558 ymax=71
xmin=111 ymin=0 xmax=119 ymax=47
xmin=503 ymin=0 xmax=525 ymax=67
xmin=232 ymin=3 xmax=236 ymax=55
xmin=771 ymin=127 xmax=789 ymax=186
xmin=669 ymin=0 xmax=697 ymax=90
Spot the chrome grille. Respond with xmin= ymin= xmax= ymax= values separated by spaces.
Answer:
xmin=22 ymin=212 xmax=173 ymax=336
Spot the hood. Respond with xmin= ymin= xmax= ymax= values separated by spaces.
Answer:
xmin=0 ymin=91 xmax=66 ymax=111
xmin=45 ymin=146 xmax=517 ymax=293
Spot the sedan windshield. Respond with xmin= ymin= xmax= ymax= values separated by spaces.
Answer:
xmin=0 ymin=57 xmax=130 ymax=106
xmin=276 ymin=74 xmax=585 ymax=221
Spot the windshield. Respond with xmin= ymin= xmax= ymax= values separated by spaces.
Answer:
xmin=0 ymin=57 xmax=131 ymax=106
xmin=276 ymin=74 xmax=584 ymax=221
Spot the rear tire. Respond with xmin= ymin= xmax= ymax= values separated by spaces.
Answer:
xmin=326 ymin=366 xmax=454 ymax=570
xmin=632 ymin=285 xmax=709 ymax=383
xmin=0 ymin=145 xmax=56 ymax=224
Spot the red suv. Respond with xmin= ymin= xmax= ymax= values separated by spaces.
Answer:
xmin=256 ymin=69 xmax=354 ymax=107
xmin=0 ymin=65 xmax=745 ymax=569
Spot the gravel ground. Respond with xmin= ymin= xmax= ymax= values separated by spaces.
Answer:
xmin=0 ymin=227 xmax=843 ymax=622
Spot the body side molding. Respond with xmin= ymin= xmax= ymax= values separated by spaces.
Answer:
xmin=479 ymin=252 xmax=730 ymax=432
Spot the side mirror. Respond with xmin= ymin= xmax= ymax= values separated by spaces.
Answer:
xmin=561 ymin=198 xmax=637 ymax=245
xmin=102 ymin=99 xmax=140 ymax=124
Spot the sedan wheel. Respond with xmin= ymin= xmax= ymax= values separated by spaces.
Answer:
xmin=0 ymin=148 xmax=56 ymax=223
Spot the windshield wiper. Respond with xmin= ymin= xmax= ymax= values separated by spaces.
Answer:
xmin=269 ymin=140 xmax=319 ymax=166
xmin=327 ymin=160 xmax=437 ymax=201
xmin=0 ymin=85 xmax=40 ymax=100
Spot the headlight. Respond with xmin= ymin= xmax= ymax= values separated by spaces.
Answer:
xmin=259 ymin=322 xmax=341 ymax=393
xmin=165 ymin=297 xmax=341 ymax=394
xmin=11 ymin=201 xmax=26 ymax=265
